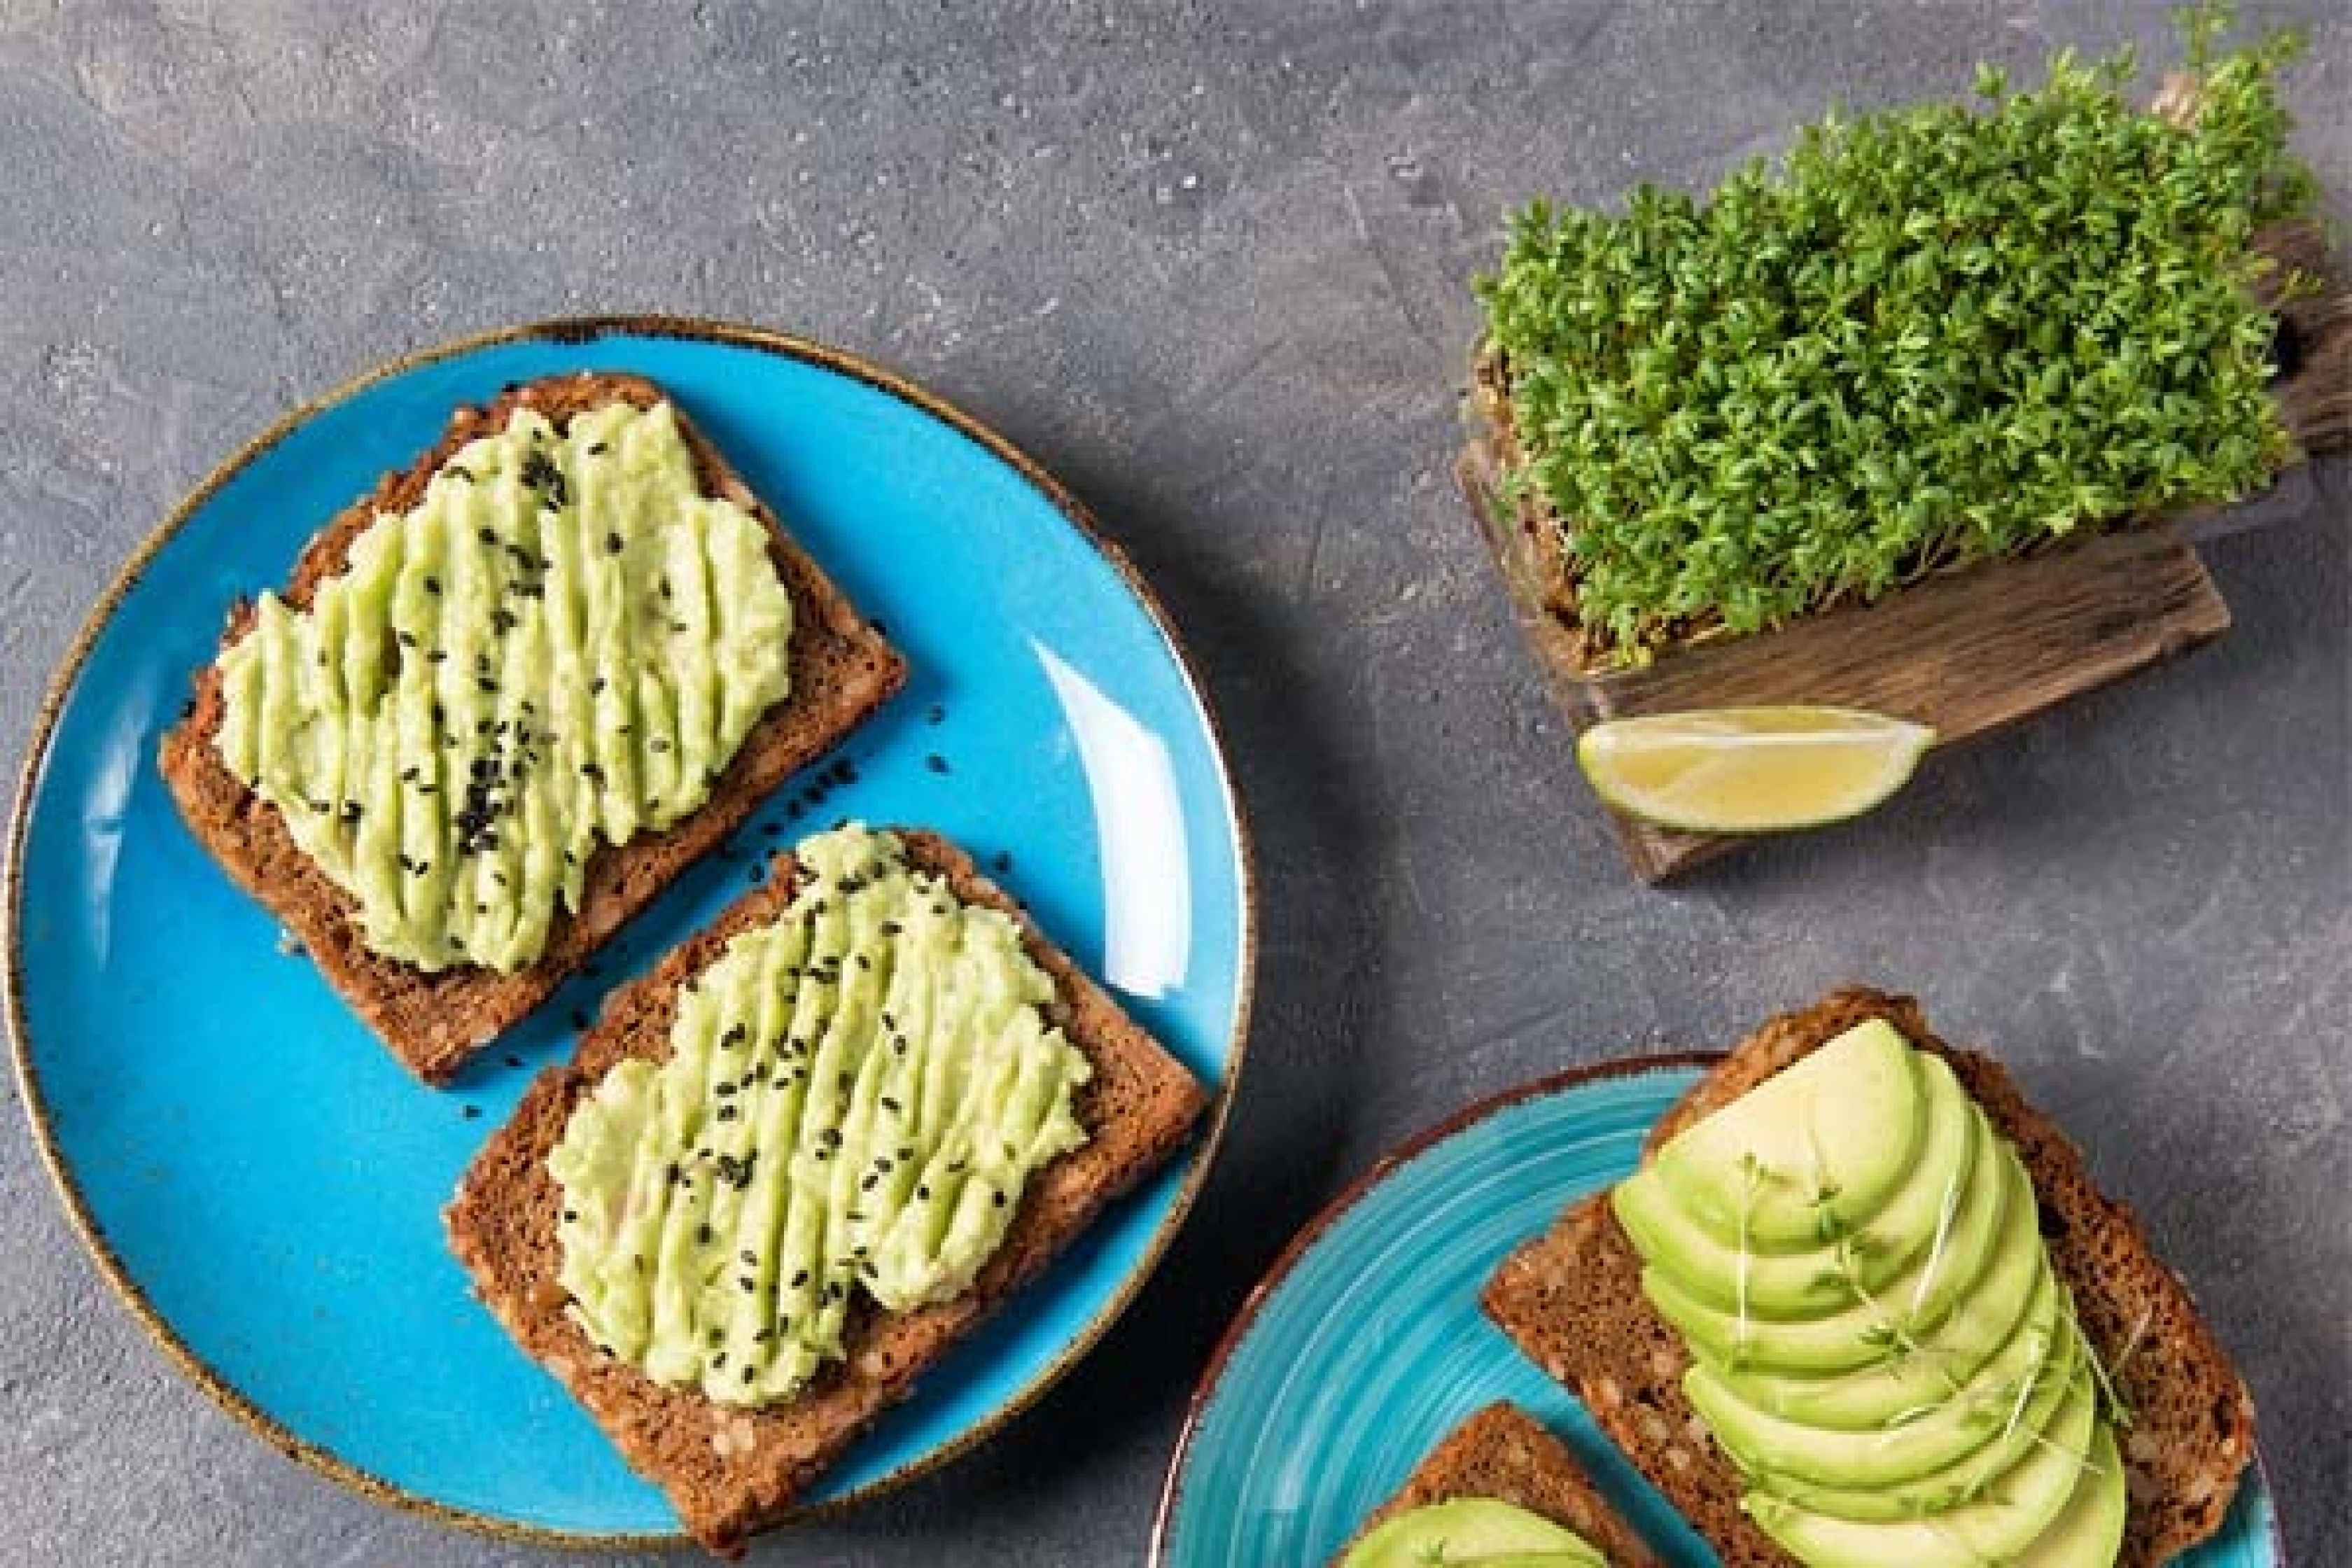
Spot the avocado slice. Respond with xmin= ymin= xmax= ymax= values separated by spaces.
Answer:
xmin=1746 ymin=1357 xmax=2104 ymax=1568
xmin=1339 ymin=1499 xmax=1605 ymax=1567
xmin=1646 ymin=1019 xmax=1928 ymax=1251
xmin=2011 ymin=1422 xmax=2129 ymax=1567
xmin=1707 ymin=1172 xmax=2049 ymax=1432
xmin=1643 ymin=1109 xmax=2029 ymax=1376
xmin=1618 ymin=1050 xmax=1977 ymax=1318
xmin=1688 ymin=1263 xmax=2069 ymax=1492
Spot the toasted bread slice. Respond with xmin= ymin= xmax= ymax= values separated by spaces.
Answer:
xmin=1343 ymin=1402 xmax=1664 ymax=1567
xmin=444 ymin=828 xmax=1209 ymax=1555
xmin=159 ymin=372 xmax=906 ymax=1082
xmin=1484 ymin=988 xmax=2256 ymax=1568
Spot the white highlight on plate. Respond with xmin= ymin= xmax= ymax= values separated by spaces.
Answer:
xmin=1035 ymin=643 xmax=1190 ymax=1000
xmin=74 ymin=688 xmax=150 ymax=969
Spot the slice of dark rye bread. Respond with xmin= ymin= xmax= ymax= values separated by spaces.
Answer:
xmin=444 ymin=828 xmax=1210 ymax=1557
xmin=1342 ymin=1403 xmax=1665 ymax=1567
xmin=1482 ymin=988 xmax=2257 ymax=1568
xmin=158 ymin=372 xmax=906 ymax=1083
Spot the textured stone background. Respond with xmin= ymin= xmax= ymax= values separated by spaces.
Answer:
xmin=1 ymin=3 xmax=2345 ymax=1564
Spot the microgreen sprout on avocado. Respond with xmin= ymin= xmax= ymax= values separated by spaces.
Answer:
xmin=1478 ymin=5 xmax=2316 ymax=665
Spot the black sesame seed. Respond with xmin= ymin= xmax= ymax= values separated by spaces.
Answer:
xmin=461 ymin=1105 xmax=481 ymax=1120
xmin=925 ymin=754 xmax=950 ymax=774
xmin=520 ymin=449 xmax=566 ymax=503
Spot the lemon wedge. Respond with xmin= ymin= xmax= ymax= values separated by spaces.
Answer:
xmin=1577 ymin=706 xmax=1935 ymax=834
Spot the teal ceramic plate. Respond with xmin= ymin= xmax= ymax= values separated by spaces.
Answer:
xmin=1152 ymin=1056 xmax=2280 ymax=1567
xmin=6 ymin=320 xmax=1252 ymax=1545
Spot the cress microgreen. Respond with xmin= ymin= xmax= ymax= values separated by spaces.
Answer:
xmin=1478 ymin=4 xmax=2315 ymax=664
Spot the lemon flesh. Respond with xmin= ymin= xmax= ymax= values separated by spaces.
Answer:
xmin=1577 ymin=706 xmax=1934 ymax=834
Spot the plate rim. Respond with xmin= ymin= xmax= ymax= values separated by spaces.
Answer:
xmin=1147 ymin=1049 xmax=2287 ymax=1567
xmin=3 ymin=316 xmax=1259 ymax=1549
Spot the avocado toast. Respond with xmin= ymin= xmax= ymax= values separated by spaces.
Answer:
xmin=1340 ymin=1403 xmax=1662 ymax=1567
xmin=160 ymin=372 xmax=905 ymax=1082
xmin=1483 ymin=988 xmax=2254 ymax=1568
xmin=445 ymin=824 xmax=1208 ymax=1555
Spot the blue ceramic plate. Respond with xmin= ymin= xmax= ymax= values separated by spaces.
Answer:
xmin=6 ymin=321 xmax=1252 ymax=1545
xmin=1154 ymin=1057 xmax=2280 ymax=1567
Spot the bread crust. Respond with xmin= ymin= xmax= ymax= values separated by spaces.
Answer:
xmin=158 ymin=372 xmax=906 ymax=1082
xmin=444 ymin=828 xmax=1209 ymax=1555
xmin=1483 ymin=988 xmax=2257 ymax=1568
xmin=1345 ymin=1402 xmax=1664 ymax=1567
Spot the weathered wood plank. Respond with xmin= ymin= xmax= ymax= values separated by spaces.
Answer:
xmin=1462 ymin=220 xmax=2346 ymax=883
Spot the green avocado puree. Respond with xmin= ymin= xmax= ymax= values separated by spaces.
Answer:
xmin=547 ymin=824 xmax=1093 ymax=1408
xmin=212 ymin=400 xmax=793 ymax=972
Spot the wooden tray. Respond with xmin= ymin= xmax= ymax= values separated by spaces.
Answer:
xmin=1461 ymin=220 xmax=2350 ymax=883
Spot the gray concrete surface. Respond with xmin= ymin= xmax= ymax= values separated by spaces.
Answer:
xmin=2 ymin=3 xmax=2345 ymax=1564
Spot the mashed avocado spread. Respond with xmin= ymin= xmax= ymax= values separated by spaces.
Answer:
xmin=548 ymin=824 xmax=1093 ymax=1408
xmin=212 ymin=400 xmax=793 ymax=972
